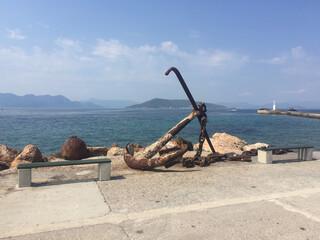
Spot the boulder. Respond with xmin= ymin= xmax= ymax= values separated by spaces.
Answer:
xmin=0 ymin=144 xmax=21 ymax=166
xmin=61 ymin=136 xmax=88 ymax=160
xmin=243 ymin=143 xmax=270 ymax=151
xmin=87 ymin=146 xmax=108 ymax=157
xmin=107 ymin=147 xmax=124 ymax=156
xmin=194 ymin=132 xmax=248 ymax=154
xmin=48 ymin=152 xmax=63 ymax=161
xmin=110 ymin=142 xmax=119 ymax=148
xmin=10 ymin=144 xmax=44 ymax=168
xmin=0 ymin=161 xmax=9 ymax=171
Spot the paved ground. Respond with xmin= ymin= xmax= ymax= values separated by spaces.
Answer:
xmin=1 ymin=152 xmax=320 ymax=239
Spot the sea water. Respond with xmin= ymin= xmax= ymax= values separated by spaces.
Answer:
xmin=0 ymin=108 xmax=319 ymax=156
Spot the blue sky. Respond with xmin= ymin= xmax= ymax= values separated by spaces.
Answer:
xmin=1 ymin=0 xmax=320 ymax=105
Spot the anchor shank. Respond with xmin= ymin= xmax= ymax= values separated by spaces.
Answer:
xmin=138 ymin=110 xmax=198 ymax=160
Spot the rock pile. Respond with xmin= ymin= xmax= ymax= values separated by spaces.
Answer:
xmin=194 ymin=132 xmax=269 ymax=155
xmin=0 ymin=144 xmax=46 ymax=169
xmin=107 ymin=146 xmax=124 ymax=156
xmin=87 ymin=147 xmax=108 ymax=157
xmin=243 ymin=143 xmax=270 ymax=151
xmin=10 ymin=145 xmax=45 ymax=168
xmin=0 ymin=133 xmax=271 ymax=171
xmin=0 ymin=144 xmax=21 ymax=166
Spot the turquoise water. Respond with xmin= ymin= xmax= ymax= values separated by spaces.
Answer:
xmin=0 ymin=109 xmax=319 ymax=156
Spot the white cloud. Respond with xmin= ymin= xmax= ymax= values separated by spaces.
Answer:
xmin=262 ymin=56 xmax=287 ymax=64
xmin=160 ymin=41 xmax=187 ymax=57
xmin=262 ymin=46 xmax=307 ymax=65
xmin=209 ymin=50 xmax=234 ymax=66
xmin=79 ymin=56 xmax=93 ymax=62
xmin=0 ymin=38 xmax=250 ymax=100
xmin=161 ymin=41 xmax=178 ymax=54
xmin=261 ymin=46 xmax=320 ymax=76
xmin=6 ymin=28 xmax=27 ymax=40
xmin=91 ymin=39 xmax=248 ymax=71
xmin=138 ymin=44 xmax=157 ymax=53
xmin=92 ymin=39 xmax=131 ymax=59
xmin=55 ymin=38 xmax=81 ymax=52
xmin=192 ymin=49 xmax=249 ymax=68
xmin=280 ymin=89 xmax=306 ymax=94
xmin=291 ymin=46 xmax=306 ymax=59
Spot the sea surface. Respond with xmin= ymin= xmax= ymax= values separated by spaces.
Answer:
xmin=0 ymin=108 xmax=319 ymax=156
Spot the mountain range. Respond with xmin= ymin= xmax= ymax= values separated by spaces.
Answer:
xmin=1 ymin=93 xmax=319 ymax=109
xmin=127 ymin=98 xmax=226 ymax=109
xmin=0 ymin=93 xmax=100 ymax=109
xmin=81 ymin=98 xmax=138 ymax=109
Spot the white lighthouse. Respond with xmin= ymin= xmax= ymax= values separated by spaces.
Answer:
xmin=273 ymin=99 xmax=276 ymax=111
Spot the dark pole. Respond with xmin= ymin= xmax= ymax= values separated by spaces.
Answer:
xmin=165 ymin=67 xmax=216 ymax=153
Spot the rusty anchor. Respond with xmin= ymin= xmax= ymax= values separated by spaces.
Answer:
xmin=124 ymin=67 xmax=216 ymax=170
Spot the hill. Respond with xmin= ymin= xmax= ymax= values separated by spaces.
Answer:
xmin=82 ymin=98 xmax=138 ymax=109
xmin=0 ymin=93 xmax=102 ymax=109
xmin=127 ymin=98 xmax=226 ymax=109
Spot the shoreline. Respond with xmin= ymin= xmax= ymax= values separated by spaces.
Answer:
xmin=258 ymin=109 xmax=320 ymax=119
xmin=1 ymin=108 xmax=320 ymax=156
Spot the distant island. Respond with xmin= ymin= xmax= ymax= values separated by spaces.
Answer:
xmin=81 ymin=98 xmax=138 ymax=109
xmin=127 ymin=98 xmax=227 ymax=109
xmin=0 ymin=93 xmax=101 ymax=109
xmin=2 ymin=93 xmax=318 ymax=110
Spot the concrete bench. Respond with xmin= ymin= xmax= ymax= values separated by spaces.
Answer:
xmin=258 ymin=146 xmax=313 ymax=164
xmin=17 ymin=158 xmax=111 ymax=187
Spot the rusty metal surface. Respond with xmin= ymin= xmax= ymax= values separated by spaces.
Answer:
xmin=61 ymin=136 xmax=88 ymax=160
xmin=182 ymin=150 xmax=256 ymax=168
xmin=124 ymin=148 xmax=188 ymax=170
xmin=124 ymin=111 xmax=198 ymax=170
xmin=124 ymin=67 xmax=226 ymax=170
xmin=137 ymin=110 xmax=198 ymax=160
xmin=165 ymin=67 xmax=216 ymax=154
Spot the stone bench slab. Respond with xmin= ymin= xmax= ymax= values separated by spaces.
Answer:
xmin=18 ymin=158 xmax=111 ymax=187
xmin=258 ymin=146 xmax=313 ymax=164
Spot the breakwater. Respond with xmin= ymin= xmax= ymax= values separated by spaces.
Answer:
xmin=258 ymin=109 xmax=320 ymax=119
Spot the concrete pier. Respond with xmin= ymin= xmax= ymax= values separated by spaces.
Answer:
xmin=1 ymin=153 xmax=320 ymax=239
xmin=258 ymin=109 xmax=320 ymax=119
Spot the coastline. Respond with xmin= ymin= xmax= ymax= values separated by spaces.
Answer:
xmin=258 ymin=109 xmax=320 ymax=119
xmin=1 ymin=108 xmax=320 ymax=155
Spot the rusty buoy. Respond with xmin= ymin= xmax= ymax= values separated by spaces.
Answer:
xmin=61 ymin=136 xmax=88 ymax=160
